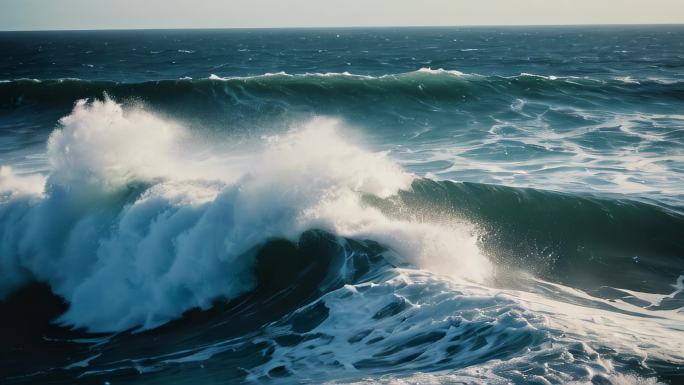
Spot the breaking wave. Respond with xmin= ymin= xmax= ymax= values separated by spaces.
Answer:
xmin=0 ymin=97 xmax=490 ymax=332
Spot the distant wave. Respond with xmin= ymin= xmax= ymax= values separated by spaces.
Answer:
xmin=4 ymin=67 xmax=682 ymax=83
xmin=2 ymin=69 xmax=682 ymax=111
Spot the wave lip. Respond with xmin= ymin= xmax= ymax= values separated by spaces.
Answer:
xmin=415 ymin=67 xmax=466 ymax=76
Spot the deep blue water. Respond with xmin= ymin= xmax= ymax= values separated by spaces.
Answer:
xmin=0 ymin=27 xmax=683 ymax=385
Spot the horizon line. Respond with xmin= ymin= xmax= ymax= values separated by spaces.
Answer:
xmin=2 ymin=22 xmax=683 ymax=33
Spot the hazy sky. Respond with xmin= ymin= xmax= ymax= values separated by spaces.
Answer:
xmin=1 ymin=0 xmax=683 ymax=31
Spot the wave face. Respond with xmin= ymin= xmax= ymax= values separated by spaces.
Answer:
xmin=1 ymin=27 xmax=683 ymax=385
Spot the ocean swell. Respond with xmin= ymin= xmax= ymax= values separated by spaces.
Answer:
xmin=2 ymin=70 xmax=682 ymax=112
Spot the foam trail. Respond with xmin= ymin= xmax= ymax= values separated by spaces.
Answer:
xmin=0 ymin=97 xmax=491 ymax=332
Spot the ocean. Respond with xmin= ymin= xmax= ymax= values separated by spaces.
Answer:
xmin=0 ymin=26 xmax=682 ymax=384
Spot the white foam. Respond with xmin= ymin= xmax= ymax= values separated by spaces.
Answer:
xmin=412 ymin=109 xmax=684 ymax=205
xmin=0 ymin=166 xmax=45 ymax=198
xmin=519 ymin=72 xmax=562 ymax=81
xmin=205 ymin=69 xmax=472 ymax=82
xmin=615 ymin=76 xmax=641 ymax=84
xmin=241 ymin=268 xmax=680 ymax=383
xmin=416 ymin=67 xmax=465 ymax=77
xmin=207 ymin=71 xmax=373 ymax=81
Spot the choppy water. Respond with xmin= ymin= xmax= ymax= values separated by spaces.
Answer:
xmin=0 ymin=26 xmax=683 ymax=385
